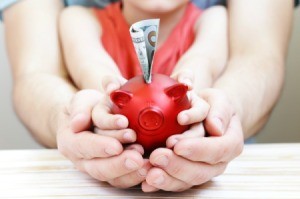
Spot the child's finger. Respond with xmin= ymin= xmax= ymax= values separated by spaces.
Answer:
xmin=79 ymin=150 xmax=144 ymax=182
xmin=200 ymin=89 xmax=235 ymax=136
xmin=68 ymin=89 xmax=102 ymax=133
xmin=170 ymin=69 xmax=194 ymax=90
xmin=125 ymin=144 xmax=144 ymax=156
xmin=57 ymin=127 xmax=123 ymax=160
xmin=177 ymin=92 xmax=210 ymax=125
xmin=92 ymin=101 xmax=129 ymax=130
xmin=94 ymin=127 xmax=137 ymax=144
xmin=102 ymin=75 xmax=127 ymax=94
xmin=166 ymin=123 xmax=205 ymax=148
xmin=108 ymin=160 xmax=151 ymax=189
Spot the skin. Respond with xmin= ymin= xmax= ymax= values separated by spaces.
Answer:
xmin=143 ymin=0 xmax=293 ymax=192
xmin=4 ymin=0 xmax=70 ymax=147
xmin=59 ymin=1 xmax=231 ymax=192
xmin=4 ymin=0 xmax=293 ymax=193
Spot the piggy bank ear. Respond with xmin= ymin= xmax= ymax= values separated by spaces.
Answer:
xmin=110 ymin=90 xmax=132 ymax=108
xmin=165 ymin=83 xmax=188 ymax=101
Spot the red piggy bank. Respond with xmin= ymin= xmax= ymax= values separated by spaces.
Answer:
xmin=110 ymin=74 xmax=191 ymax=154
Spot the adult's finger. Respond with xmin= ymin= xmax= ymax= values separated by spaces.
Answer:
xmin=145 ymin=167 xmax=192 ymax=192
xmin=149 ymin=148 xmax=227 ymax=186
xmin=57 ymin=127 xmax=123 ymax=160
xmin=68 ymin=89 xmax=102 ymax=133
xmin=79 ymin=150 xmax=144 ymax=182
xmin=94 ymin=127 xmax=137 ymax=144
xmin=173 ymin=115 xmax=244 ymax=164
xmin=200 ymin=89 xmax=235 ymax=136
xmin=141 ymin=182 xmax=160 ymax=193
xmin=108 ymin=160 xmax=151 ymax=189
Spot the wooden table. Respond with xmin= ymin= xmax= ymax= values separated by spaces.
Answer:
xmin=0 ymin=143 xmax=299 ymax=199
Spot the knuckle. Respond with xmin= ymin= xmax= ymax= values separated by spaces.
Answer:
xmin=74 ymin=135 xmax=92 ymax=159
xmin=218 ymin=163 xmax=228 ymax=175
xmin=76 ymin=142 xmax=89 ymax=159
xmin=189 ymin=171 xmax=208 ymax=185
xmin=175 ymin=186 xmax=191 ymax=192
xmin=169 ymin=162 xmax=185 ymax=177
xmin=56 ymin=133 xmax=72 ymax=159
xmin=92 ymin=167 xmax=110 ymax=182
xmin=210 ymin=145 xmax=226 ymax=164
xmin=235 ymin=140 xmax=244 ymax=157
xmin=57 ymin=143 xmax=69 ymax=158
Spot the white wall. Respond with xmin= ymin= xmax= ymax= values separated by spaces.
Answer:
xmin=0 ymin=8 xmax=299 ymax=149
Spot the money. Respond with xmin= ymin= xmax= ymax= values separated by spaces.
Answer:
xmin=130 ymin=19 xmax=160 ymax=83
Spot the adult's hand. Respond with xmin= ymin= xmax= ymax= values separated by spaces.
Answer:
xmin=142 ymin=89 xmax=244 ymax=192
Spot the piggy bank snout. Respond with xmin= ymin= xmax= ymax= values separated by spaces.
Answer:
xmin=138 ymin=108 xmax=164 ymax=131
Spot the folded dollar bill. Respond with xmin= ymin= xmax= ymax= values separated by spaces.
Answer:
xmin=130 ymin=19 xmax=160 ymax=83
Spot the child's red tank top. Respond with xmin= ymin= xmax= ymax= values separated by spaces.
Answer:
xmin=93 ymin=2 xmax=202 ymax=79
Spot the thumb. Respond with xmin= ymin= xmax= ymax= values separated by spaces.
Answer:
xmin=69 ymin=89 xmax=102 ymax=133
xmin=200 ymin=89 xmax=235 ymax=136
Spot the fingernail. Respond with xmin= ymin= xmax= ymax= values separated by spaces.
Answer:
xmin=116 ymin=118 xmax=127 ymax=128
xmin=123 ymin=131 xmax=135 ymax=142
xmin=182 ymin=78 xmax=192 ymax=88
xmin=106 ymin=83 xmax=118 ymax=93
xmin=168 ymin=137 xmax=179 ymax=148
xmin=125 ymin=159 xmax=139 ymax=170
xmin=138 ymin=168 xmax=148 ymax=177
xmin=104 ymin=148 xmax=119 ymax=156
xmin=214 ymin=117 xmax=224 ymax=135
xmin=154 ymin=155 xmax=169 ymax=167
xmin=153 ymin=175 xmax=164 ymax=185
xmin=180 ymin=113 xmax=189 ymax=124
xmin=123 ymin=131 xmax=134 ymax=141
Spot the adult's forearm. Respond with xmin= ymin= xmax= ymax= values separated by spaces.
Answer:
xmin=4 ymin=0 xmax=74 ymax=147
xmin=13 ymin=74 xmax=76 ymax=147
xmin=214 ymin=56 xmax=285 ymax=138
xmin=214 ymin=0 xmax=293 ymax=138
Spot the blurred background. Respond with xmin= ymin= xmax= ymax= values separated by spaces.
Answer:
xmin=0 ymin=8 xmax=299 ymax=149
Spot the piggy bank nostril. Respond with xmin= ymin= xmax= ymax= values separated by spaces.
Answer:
xmin=139 ymin=108 xmax=164 ymax=131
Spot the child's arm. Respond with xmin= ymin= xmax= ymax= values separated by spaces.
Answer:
xmin=59 ymin=6 xmax=124 ymax=91
xmin=171 ymin=6 xmax=228 ymax=92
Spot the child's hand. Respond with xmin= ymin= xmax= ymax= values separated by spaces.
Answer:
xmin=57 ymin=83 xmax=150 ymax=188
xmin=142 ymin=89 xmax=244 ymax=192
xmin=167 ymin=91 xmax=210 ymax=148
